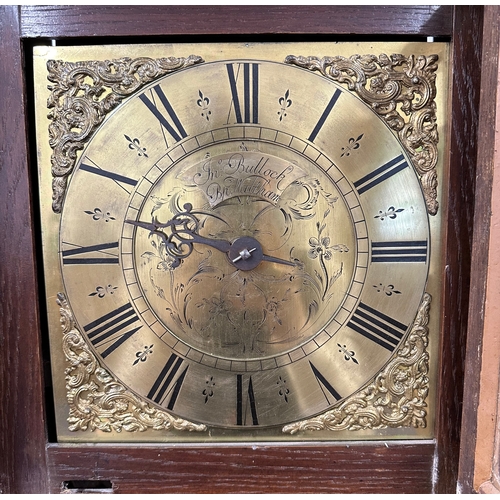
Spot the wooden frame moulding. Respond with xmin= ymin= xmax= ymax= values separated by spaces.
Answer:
xmin=458 ymin=5 xmax=500 ymax=494
xmin=0 ymin=4 xmax=485 ymax=493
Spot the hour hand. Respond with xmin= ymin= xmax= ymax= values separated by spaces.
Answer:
xmin=125 ymin=219 xmax=159 ymax=233
xmin=126 ymin=205 xmax=296 ymax=271
xmin=125 ymin=213 xmax=232 ymax=268
xmin=261 ymin=253 xmax=296 ymax=268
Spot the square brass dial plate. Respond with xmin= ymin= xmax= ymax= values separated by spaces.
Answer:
xmin=33 ymin=41 xmax=449 ymax=443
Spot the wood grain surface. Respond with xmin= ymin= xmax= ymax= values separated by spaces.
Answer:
xmin=47 ymin=442 xmax=435 ymax=494
xmin=434 ymin=6 xmax=485 ymax=494
xmin=0 ymin=4 xmax=48 ymax=494
xmin=0 ymin=4 xmax=489 ymax=494
xmin=19 ymin=5 xmax=452 ymax=39
xmin=457 ymin=5 xmax=500 ymax=493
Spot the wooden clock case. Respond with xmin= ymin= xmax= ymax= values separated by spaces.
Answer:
xmin=0 ymin=5 xmax=497 ymax=493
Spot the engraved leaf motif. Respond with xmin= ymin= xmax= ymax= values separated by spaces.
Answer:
xmin=141 ymin=251 xmax=156 ymax=262
xmin=150 ymin=195 xmax=171 ymax=215
xmin=157 ymin=260 xmax=172 ymax=271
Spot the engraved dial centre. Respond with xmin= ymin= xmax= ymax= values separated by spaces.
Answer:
xmin=128 ymin=146 xmax=359 ymax=363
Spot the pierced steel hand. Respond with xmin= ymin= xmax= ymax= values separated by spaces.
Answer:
xmin=126 ymin=203 xmax=296 ymax=271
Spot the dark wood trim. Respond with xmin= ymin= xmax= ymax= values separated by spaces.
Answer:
xmin=457 ymin=5 xmax=500 ymax=493
xmin=19 ymin=5 xmax=452 ymax=39
xmin=0 ymin=4 xmax=486 ymax=493
xmin=46 ymin=442 xmax=435 ymax=494
xmin=0 ymin=4 xmax=48 ymax=494
xmin=434 ymin=5 xmax=485 ymax=494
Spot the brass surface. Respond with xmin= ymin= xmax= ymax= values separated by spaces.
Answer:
xmin=286 ymin=53 xmax=439 ymax=215
xmin=283 ymin=292 xmax=431 ymax=433
xmin=47 ymin=55 xmax=203 ymax=212
xmin=33 ymin=42 xmax=448 ymax=442
xmin=58 ymin=292 xmax=207 ymax=433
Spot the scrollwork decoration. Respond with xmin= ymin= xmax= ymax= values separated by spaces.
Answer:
xmin=47 ymin=55 xmax=204 ymax=213
xmin=57 ymin=292 xmax=207 ymax=433
xmin=282 ymin=292 xmax=431 ymax=434
xmin=285 ymin=54 xmax=439 ymax=215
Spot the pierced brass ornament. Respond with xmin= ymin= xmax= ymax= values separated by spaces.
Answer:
xmin=285 ymin=54 xmax=439 ymax=215
xmin=47 ymin=55 xmax=203 ymax=213
xmin=58 ymin=292 xmax=207 ymax=433
xmin=283 ymin=292 xmax=431 ymax=433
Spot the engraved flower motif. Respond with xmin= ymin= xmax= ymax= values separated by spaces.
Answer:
xmin=266 ymin=299 xmax=280 ymax=315
xmin=201 ymin=297 xmax=230 ymax=317
xmin=265 ymin=290 xmax=290 ymax=326
xmin=308 ymin=236 xmax=333 ymax=260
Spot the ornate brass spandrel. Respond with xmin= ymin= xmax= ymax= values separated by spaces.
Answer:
xmin=57 ymin=292 xmax=207 ymax=433
xmin=282 ymin=292 xmax=431 ymax=434
xmin=47 ymin=55 xmax=203 ymax=214
xmin=285 ymin=54 xmax=439 ymax=215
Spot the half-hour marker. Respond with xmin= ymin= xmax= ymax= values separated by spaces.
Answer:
xmin=371 ymin=240 xmax=428 ymax=263
xmin=236 ymin=375 xmax=259 ymax=425
xmin=309 ymin=362 xmax=341 ymax=403
xmin=84 ymin=302 xmax=141 ymax=358
xmin=353 ymin=154 xmax=408 ymax=194
xmin=347 ymin=302 xmax=407 ymax=352
xmin=226 ymin=63 xmax=259 ymax=124
xmin=147 ymin=353 xmax=188 ymax=410
xmin=62 ymin=241 xmax=119 ymax=265
xmin=308 ymin=88 xmax=342 ymax=143
xmin=139 ymin=84 xmax=188 ymax=146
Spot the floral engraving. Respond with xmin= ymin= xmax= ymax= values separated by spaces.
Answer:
xmin=307 ymin=209 xmax=348 ymax=300
xmin=203 ymin=376 xmax=215 ymax=404
xmin=84 ymin=207 xmax=115 ymax=222
xmin=88 ymin=284 xmax=118 ymax=298
xmin=337 ymin=343 xmax=359 ymax=364
xmin=277 ymin=89 xmax=292 ymax=121
xmin=136 ymin=172 xmax=353 ymax=360
xmin=133 ymin=344 xmax=154 ymax=366
xmin=341 ymin=134 xmax=364 ymax=157
xmin=374 ymin=206 xmax=405 ymax=221
xmin=125 ymin=134 xmax=148 ymax=157
xmin=373 ymin=283 xmax=402 ymax=296
xmin=196 ymin=90 xmax=211 ymax=121
xmin=277 ymin=376 xmax=290 ymax=403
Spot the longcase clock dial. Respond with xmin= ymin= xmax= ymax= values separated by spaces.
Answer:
xmin=57 ymin=59 xmax=431 ymax=429
xmin=33 ymin=41 xmax=446 ymax=441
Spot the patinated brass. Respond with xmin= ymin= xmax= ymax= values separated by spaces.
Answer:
xmin=285 ymin=54 xmax=439 ymax=215
xmin=47 ymin=55 xmax=203 ymax=212
xmin=33 ymin=42 xmax=448 ymax=442
xmin=59 ymin=292 xmax=207 ymax=433
xmin=283 ymin=292 xmax=431 ymax=433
